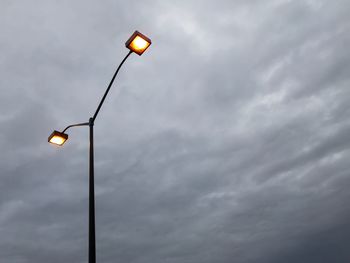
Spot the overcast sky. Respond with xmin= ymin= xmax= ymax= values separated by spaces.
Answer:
xmin=1 ymin=0 xmax=350 ymax=262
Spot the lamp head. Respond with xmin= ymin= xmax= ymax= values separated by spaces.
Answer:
xmin=125 ymin=31 xmax=151 ymax=56
xmin=48 ymin=130 xmax=68 ymax=146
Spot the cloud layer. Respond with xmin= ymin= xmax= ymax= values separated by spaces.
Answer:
xmin=1 ymin=0 xmax=350 ymax=262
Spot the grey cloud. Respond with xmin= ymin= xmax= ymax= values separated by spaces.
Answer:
xmin=1 ymin=0 xmax=350 ymax=262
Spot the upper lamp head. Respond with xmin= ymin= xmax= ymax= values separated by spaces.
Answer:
xmin=125 ymin=31 xmax=152 ymax=56
xmin=48 ymin=130 xmax=68 ymax=146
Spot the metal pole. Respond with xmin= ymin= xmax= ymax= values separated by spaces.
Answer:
xmin=88 ymin=51 xmax=132 ymax=263
xmin=51 ymin=49 xmax=136 ymax=263
xmin=89 ymin=117 xmax=96 ymax=263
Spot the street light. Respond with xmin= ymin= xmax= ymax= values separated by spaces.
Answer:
xmin=48 ymin=130 xmax=68 ymax=146
xmin=125 ymin=30 xmax=152 ymax=55
xmin=48 ymin=30 xmax=151 ymax=263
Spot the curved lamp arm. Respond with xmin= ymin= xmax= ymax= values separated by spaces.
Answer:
xmin=48 ymin=121 xmax=89 ymax=146
xmin=92 ymin=50 xmax=132 ymax=122
xmin=58 ymin=50 xmax=132 ymax=133
xmin=48 ymin=51 xmax=132 ymax=146
xmin=62 ymin=122 xmax=90 ymax=133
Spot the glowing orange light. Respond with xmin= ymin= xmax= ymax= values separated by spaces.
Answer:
xmin=125 ymin=31 xmax=151 ymax=56
xmin=48 ymin=131 xmax=68 ymax=146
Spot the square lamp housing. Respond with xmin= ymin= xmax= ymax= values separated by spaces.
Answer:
xmin=48 ymin=130 xmax=68 ymax=146
xmin=125 ymin=31 xmax=152 ymax=56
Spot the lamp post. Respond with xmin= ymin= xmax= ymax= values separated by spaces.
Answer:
xmin=48 ymin=31 xmax=151 ymax=263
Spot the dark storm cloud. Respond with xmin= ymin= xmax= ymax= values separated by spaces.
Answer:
xmin=1 ymin=0 xmax=350 ymax=262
